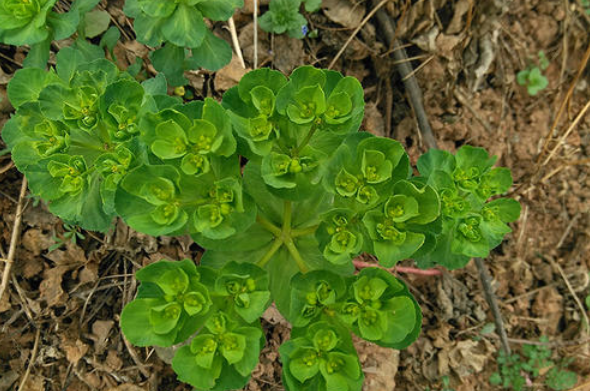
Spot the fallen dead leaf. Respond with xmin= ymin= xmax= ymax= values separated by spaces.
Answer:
xmin=363 ymin=102 xmax=385 ymax=137
xmin=273 ymin=35 xmax=304 ymax=74
xmin=448 ymin=340 xmax=490 ymax=377
xmin=39 ymin=266 xmax=68 ymax=307
xmin=323 ymin=0 xmax=365 ymax=29
xmin=63 ymin=339 xmax=89 ymax=365
xmin=21 ymin=228 xmax=53 ymax=256
xmin=91 ymin=320 xmax=114 ymax=355
xmin=105 ymin=349 xmax=123 ymax=371
xmin=214 ymin=55 xmax=250 ymax=92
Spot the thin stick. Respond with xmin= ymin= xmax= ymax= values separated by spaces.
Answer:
xmin=401 ymin=55 xmax=434 ymax=81
xmin=327 ymin=0 xmax=390 ymax=70
xmin=17 ymin=327 xmax=41 ymax=391
xmin=353 ymin=260 xmax=443 ymax=276
xmin=548 ymin=257 xmax=590 ymax=333
xmin=227 ymin=17 xmax=246 ymax=69
xmin=253 ymin=0 xmax=258 ymax=69
xmin=568 ymin=379 xmax=590 ymax=391
xmin=0 ymin=178 xmax=28 ymax=304
xmin=475 ymin=257 xmax=511 ymax=355
xmin=0 ymin=162 xmax=14 ymax=175
xmin=372 ymin=4 xmax=438 ymax=149
xmin=541 ymin=100 xmax=590 ymax=166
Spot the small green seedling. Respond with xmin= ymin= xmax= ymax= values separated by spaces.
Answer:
xmin=517 ymin=51 xmax=549 ymax=96
xmin=3 ymin=48 xmax=520 ymax=390
xmin=490 ymin=338 xmax=578 ymax=391
xmin=49 ymin=223 xmax=86 ymax=251
xmin=259 ymin=0 xmax=321 ymax=39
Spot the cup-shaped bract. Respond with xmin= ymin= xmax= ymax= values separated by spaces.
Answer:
xmin=172 ymin=312 xmax=264 ymax=390
xmin=323 ymin=133 xmax=410 ymax=210
xmin=222 ymin=68 xmax=288 ymax=157
xmin=316 ymin=209 xmax=365 ymax=265
xmin=280 ymin=322 xmax=363 ymax=391
xmin=415 ymin=146 xmax=520 ymax=269
xmin=288 ymin=270 xmax=348 ymax=327
xmin=0 ymin=0 xmax=56 ymax=45
xmin=338 ymin=268 xmax=421 ymax=348
xmin=362 ymin=180 xmax=440 ymax=267
xmin=214 ymin=262 xmax=271 ymax=323
xmin=140 ymin=99 xmax=236 ymax=176
xmin=120 ymin=259 xmax=213 ymax=347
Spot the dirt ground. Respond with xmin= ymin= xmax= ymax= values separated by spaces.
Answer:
xmin=1 ymin=0 xmax=589 ymax=390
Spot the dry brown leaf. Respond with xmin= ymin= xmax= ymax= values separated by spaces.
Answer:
xmin=21 ymin=229 xmax=53 ymax=256
xmin=363 ymin=102 xmax=385 ymax=137
xmin=214 ymin=55 xmax=250 ymax=92
xmin=105 ymin=350 xmax=123 ymax=371
xmin=323 ymin=0 xmax=364 ymax=29
xmin=39 ymin=266 xmax=68 ymax=307
xmin=91 ymin=320 xmax=114 ymax=355
xmin=448 ymin=340 xmax=488 ymax=377
xmin=63 ymin=339 xmax=89 ymax=365
xmin=273 ymin=35 xmax=304 ymax=74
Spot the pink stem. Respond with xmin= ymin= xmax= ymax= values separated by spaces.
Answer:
xmin=353 ymin=260 xmax=443 ymax=276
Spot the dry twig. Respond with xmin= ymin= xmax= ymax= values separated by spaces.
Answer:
xmin=475 ymin=257 xmax=512 ymax=355
xmin=0 ymin=178 xmax=28 ymax=304
xmin=353 ymin=260 xmax=443 ymax=276
xmin=328 ymin=0 xmax=390 ymax=70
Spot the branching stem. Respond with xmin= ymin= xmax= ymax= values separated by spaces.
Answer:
xmin=256 ymin=215 xmax=282 ymax=237
xmin=284 ymin=239 xmax=309 ymax=273
xmin=256 ymin=237 xmax=283 ymax=268
xmin=291 ymin=224 xmax=319 ymax=238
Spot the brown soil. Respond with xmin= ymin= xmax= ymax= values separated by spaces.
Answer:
xmin=1 ymin=0 xmax=589 ymax=390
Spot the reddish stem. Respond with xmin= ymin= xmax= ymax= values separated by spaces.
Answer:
xmin=353 ymin=260 xmax=442 ymax=276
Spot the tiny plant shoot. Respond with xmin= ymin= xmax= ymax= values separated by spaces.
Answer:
xmin=3 ymin=49 xmax=520 ymax=390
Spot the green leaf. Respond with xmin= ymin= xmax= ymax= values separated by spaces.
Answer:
xmin=7 ymin=68 xmax=60 ymax=108
xmin=150 ymin=44 xmax=187 ymax=87
xmin=172 ymin=345 xmax=221 ymax=389
xmin=83 ymin=9 xmax=111 ymax=38
xmin=121 ymin=298 xmax=179 ymax=346
xmin=187 ymin=30 xmax=232 ymax=71
xmin=197 ymin=0 xmax=243 ymax=21
xmin=22 ymin=35 xmax=51 ymax=69
xmin=161 ymin=3 xmax=206 ymax=48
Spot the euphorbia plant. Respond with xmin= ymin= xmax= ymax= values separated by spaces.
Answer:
xmin=2 ymin=50 xmax=520 ymax=390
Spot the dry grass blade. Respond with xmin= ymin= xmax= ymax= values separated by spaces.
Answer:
xmin=17 ymin=327 xmax=41 ymax=391
xmin=227 ymin=17 xmax=246 ymax=69
xmin=536 ymin=42 xmax=590 ymax=166
xmin=0 ymin=162 xmax=15 ymax=175
xmin=541 ymin=100 xmax=590 ymax=167
xmin=547 ymin=257 xmax=590 ymax=336
xmin=327 ymin=0 xmax=390 ymax=70
xmin=0 ymin=178 xmax=28 ymax=304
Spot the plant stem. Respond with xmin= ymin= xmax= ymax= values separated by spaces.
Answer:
xmin=256 ymin=215 xmax=282 ymax=237
xmin=282 ymin=201 xmax=292 ymax=233
xmin=284 ymin=239 xmax=309 ymax=273
xmin=294 ymin=124 xmax=318 ymax=155
xmin=291 ymin=224 xmax=319 ymax=238
xmin=256 ymin=237 xmax=283 ymax=268
xmin=352 ymin=260 xmax=442 ymax=276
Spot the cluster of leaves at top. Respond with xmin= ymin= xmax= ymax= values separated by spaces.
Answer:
xmin=3 ymin=50 xmax=520 ymax=390
xmin=0 ymin=0 xmax=243 ymax=82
